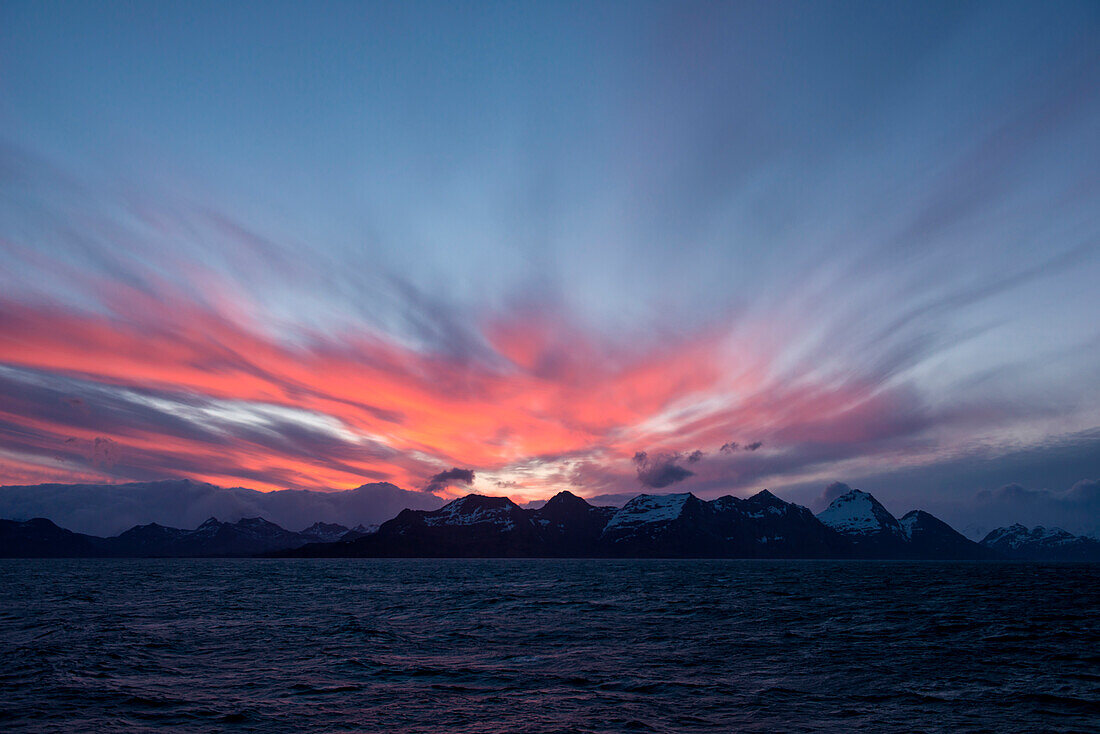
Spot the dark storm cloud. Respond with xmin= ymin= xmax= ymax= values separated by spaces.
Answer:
xmin=633 ymin=451 xmax=694 ymax=489
xmin=687 ymin=450 xmax=704 ymax=463
xmin=719 ymin=441 xmax=762 ymax=453
xmin=424 ymin=467 xmax=476 ymax=494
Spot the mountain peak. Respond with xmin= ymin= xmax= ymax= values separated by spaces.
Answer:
xmin=817 ymin=489 xmax=903 ymax=537
xmin=603 ymin=493 xmax=696 ymax=534
xmin=747 ymin=489 xmax=785 ymax=505
xmin=442 ymin=493 xmax=519 ymax=511
xmin=542 ymin=490 xmax=591 ymax=510
xmin=898 ymin=509 xmax=991 ymax=558
xmin=422 ymin=494 xmax=523 ymax=528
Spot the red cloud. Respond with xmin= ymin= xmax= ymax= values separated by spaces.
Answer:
xmin=0 ymin=285 xmax=937 ymax=497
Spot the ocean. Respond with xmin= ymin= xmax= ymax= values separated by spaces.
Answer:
xmin=1 ymin=559 xmax=1097 ymax=732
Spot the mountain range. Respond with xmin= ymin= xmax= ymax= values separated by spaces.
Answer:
xmin=0 ymin=515 xmax=373 ymax=558
xmin=0 ymin=479 xmax=442 ymax=536
xmin=284 ymin=488 xmax=996 ymax=559
xmin=2 ymin=486 xmax=1097 ymax=560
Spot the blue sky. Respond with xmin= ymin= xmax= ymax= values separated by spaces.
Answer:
xmin=1 ymin=1 xmax=1098 ymax=532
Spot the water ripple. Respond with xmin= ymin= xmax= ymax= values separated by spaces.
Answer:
xmin=1 ymin=559 xmax=1097 ymax=732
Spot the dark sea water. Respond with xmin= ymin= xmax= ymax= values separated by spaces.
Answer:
xmin=1 ymin=560 xmax=1098 ymax=733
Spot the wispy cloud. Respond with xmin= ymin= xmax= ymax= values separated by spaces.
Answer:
xmin=0 ymin=3 xmax=1098 ymax=518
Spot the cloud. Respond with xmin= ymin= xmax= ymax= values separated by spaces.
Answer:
xmin=633 ymin=451 xmax=694 ymax=489
xmin=718 ymin=440 xmax=762 ymax=453
xmin=687 ymin=450 xmax=704 ymax=463
xmin=0 ymin=363 xmax=419 ymax=492
xmin=819 ymin=481 xmax=852 ymax=506
xmin=424 ymin=467 xmax=475 ymax=494
xmin=1067 ymin=478 xmax=1100 ymax=503
xmin=766 ymin=429 xmax=1100 ymax=535
xmin=969 ymin=479 xmax=1100 ymax=537
xmin=0 ymin=289 xmax=740 ymax=494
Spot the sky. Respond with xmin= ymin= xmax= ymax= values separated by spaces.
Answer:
xmin=1 ymin=1 xmax=1099 ymax=532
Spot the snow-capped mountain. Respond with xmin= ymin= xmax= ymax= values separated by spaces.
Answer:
xmin=595 ymin=489 xmax=852 ymax=557
xmin=599 ymin=493 xmax=714 ymax=554
xmin=274 ymin=488 xmax=1003 ymax=559
xmin=422 ymin=495 xmax=524 ymax=529
xmin=818 ymin=489 xmax=905 ymax=538
xmin=980 ymin=524 xmax=1100 ymax=561
xmin=332 ymin=494 xmax=549 ymax=557
xmin=817 ymin=489 xmax=991 ymax=559
xmin=603 ymin=493 xmax=695 ymax=534
xmin=816 ymin=489 xmax=913 ymax=557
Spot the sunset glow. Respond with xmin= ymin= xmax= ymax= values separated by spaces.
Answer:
xmin=1 ymin=1 xmax=1098 ymax=522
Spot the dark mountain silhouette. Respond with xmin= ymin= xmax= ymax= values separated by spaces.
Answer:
xmin=281 ymin=488 xmax=997 ymax=560
xmin=339 ymin=524 xmax=378 ymax=541
xmin=0 ymin=517 xmax=352 ymax=557
xmin=298 ymin=494 xmax=549 ymax=558
xmin=0 ymin=518 xmax=104 ymax=558
xmin=900 ymin=510 xmax=995 ymax=560
xmin=104 ymin=516 xmax=325 ymax=557
xmin=531 ymin=491 xmax=618 ymax=554
xmin=712 ymin=490 xmax=854 ymax=557
xmin=4 ymin=484 xmax=1087 ymax=560
xmin=107 ymin=522 xmax=191 ymax=556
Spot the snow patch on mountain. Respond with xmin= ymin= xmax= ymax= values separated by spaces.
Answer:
xmin=603 ymin=493 xmax=691 ymax=533
xmin=423 ymin=496 xmax=519 ymax=530
xmin=817 ymin=489 xmax=903 ymax=537
xmin=899 ymin=512 xmax=918 ymax=539
xmin=299 ymin=521 xmax=351 ymax=543
xmin=983 ymin=523 xmax=1078 ymax=549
